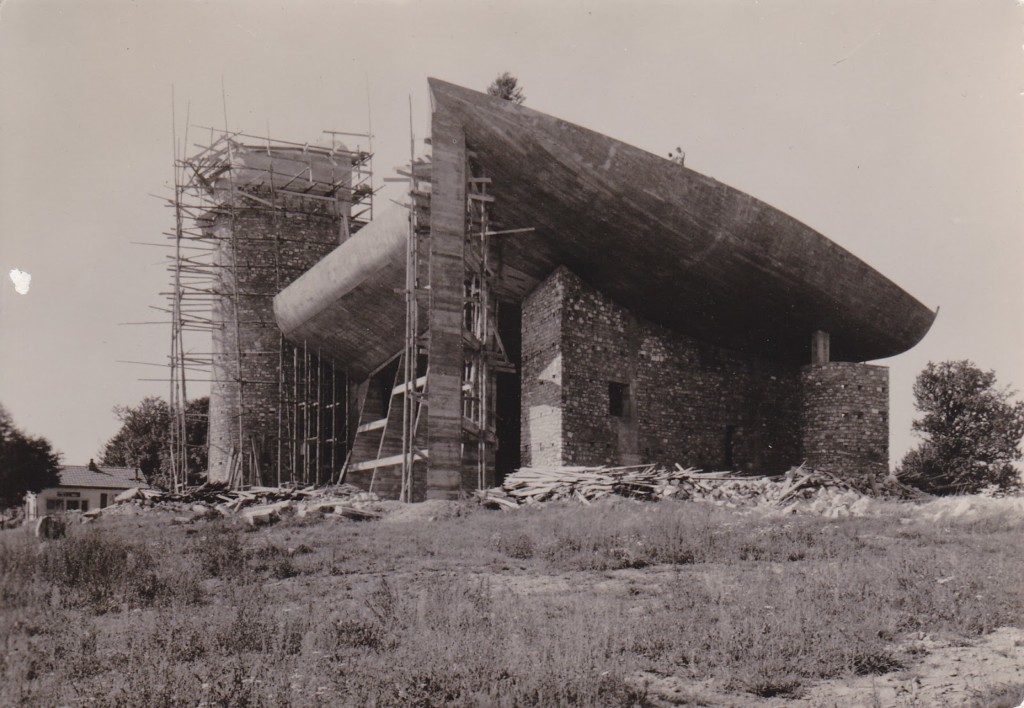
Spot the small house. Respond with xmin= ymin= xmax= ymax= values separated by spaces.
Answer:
xmin=24 ymin=461 xmax=148 ymax=521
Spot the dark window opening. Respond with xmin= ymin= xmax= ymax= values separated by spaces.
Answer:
xmin=100 ymin=494 xmax=108 ymax=509
xmin=724 ymin=425 xmax=736 ymax=470
xmin=609 ymin=382 xmax=629 ymax=418
xmin=370 ymin=357 xmax=401 ymax=421
xmin=494 ymin=302 xmax=522 ymax=484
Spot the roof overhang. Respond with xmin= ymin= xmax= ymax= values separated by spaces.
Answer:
xmin=430 ymin=78 xmax=935 ymax=364
xmin=274 ymin=78 xmax=936 ymax=375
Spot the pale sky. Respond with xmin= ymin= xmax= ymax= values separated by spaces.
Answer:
xmin=1 ymin=0 xmax=1021 ymax=469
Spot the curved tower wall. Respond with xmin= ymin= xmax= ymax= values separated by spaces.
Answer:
xmin=799 ymin=362 xmax=889 ymax=480
xmin=205 ymin=144 xmax=354 ymax=485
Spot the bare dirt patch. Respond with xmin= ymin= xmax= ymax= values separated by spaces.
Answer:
xmin=633 ymin=627 xmax=1024 ymax=707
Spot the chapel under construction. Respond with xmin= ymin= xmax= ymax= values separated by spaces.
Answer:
xmin=165 ymin=79 xmax=936 ymax=501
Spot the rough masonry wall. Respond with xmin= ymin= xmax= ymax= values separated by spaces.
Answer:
xmin=520 ymin=271 xmax=565 ymax=467
xmin=208 ymin=200 xmax=343 ymax=483
xmin=521 ymin=267 xmax=802 ymax=472
xmin=800 ymin=363 xmax=889 ymax=480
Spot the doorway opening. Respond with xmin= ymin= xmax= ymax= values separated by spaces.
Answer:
xmin=494 ymin=302 xmax=522 ymax=484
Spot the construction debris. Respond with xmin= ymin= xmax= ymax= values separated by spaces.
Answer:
xmin=71 ymin=465 xmax=929 ymax=525
xmin=477 ymin=464 xmax=925 ymax=514
xmin=86 ymin=482 xmax=382 ymax=524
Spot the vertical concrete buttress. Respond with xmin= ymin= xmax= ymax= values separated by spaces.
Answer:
xmin=425 ymin=100 xmax=468 ymax=498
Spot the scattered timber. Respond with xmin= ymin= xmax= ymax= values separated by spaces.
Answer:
xmin=476 ymin=464 xmax=925 ymax=514
xmin=87 ymin=482 xmax=382 ymax=524
xmin=69 ymin=465 xmax=926 ymax=526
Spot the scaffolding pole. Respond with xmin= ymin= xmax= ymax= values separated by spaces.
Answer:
xmin=399 ymin=104 xmax=431 ymax=503
xmin=164 ymin=126 xmax=369 ymax=489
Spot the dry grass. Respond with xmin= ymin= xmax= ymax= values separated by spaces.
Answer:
xmin=1 ymin=498 xmax=1021 ymax=706
xmin=966 ymin=682 xmax=1024 ymax=708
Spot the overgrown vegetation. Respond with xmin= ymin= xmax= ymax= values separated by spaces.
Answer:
xmin=99 ymin=396 xmax=208 ymax=489
xmin=898 ymin=360 xmax=1024 ymax=494
xmin=1 ymin=500 xmax=1021 ymax=705
xmin=486 ymin=71 xmax=525 ymax=104
xmin=0 ymin=403 xmax=61 ymax=509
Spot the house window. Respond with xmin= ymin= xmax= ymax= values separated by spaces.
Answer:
xmin=81 ymin=501 xmax=89 ymax=512
xmin=65 ymin=500 xmax=80 ymax=511
xmin=609 ymin=382 xmax=629 ymax=418
xmin=100 ymin=494 xmax=108 ymax=509
xmin=46 ymin=499 xmax=62 ymax=512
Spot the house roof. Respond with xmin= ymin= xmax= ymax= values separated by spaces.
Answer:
xmin=56 ymin=464 xmax=149 ymax=490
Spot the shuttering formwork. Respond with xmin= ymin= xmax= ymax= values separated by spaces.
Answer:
xmin=339 ymin=131 xmax=515 ymax=500
xmin=166 ymin=130 xmax=373 ymax=489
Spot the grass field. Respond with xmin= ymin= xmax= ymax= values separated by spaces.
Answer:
xmin=2 ymin=498 xmax=1022 ymax=706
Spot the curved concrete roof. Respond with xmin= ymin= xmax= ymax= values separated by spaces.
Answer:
xmin=273 ymin=203 xmax=411 ymax=378
xmin=274 ymin=78 xmax=935 ymax=376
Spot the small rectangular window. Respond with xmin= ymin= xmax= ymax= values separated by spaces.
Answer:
xmin=100 ymin=494 xmax=108 ymax=509
xmin=65 ymin=500 xmax=80 ymax=511
xmin=46 ymin=500 xmax=62 ymax=512
xmin=609 ymin=382 xmax=629 ymax=418
xmin=724 ymin=425 xmax=736 ymax=470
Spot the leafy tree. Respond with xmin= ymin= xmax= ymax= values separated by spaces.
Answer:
xmin=99 ymin=396 xmax=208 ymax=489
xmin=897 ymin=360 xmax=1024 ymax=494
xmin=0 ymin=404 xmax=61 ymax=508
xmin=486 ymin=72 xmax=525 ymax=104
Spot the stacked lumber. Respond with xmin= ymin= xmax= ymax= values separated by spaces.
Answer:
xmin=500 ymin=464 xmax=703 ymax=504
xmin=481 ymin=463 xmax=913 ymax=514
xmin=87 ymin=482 xmax=382 ymax=524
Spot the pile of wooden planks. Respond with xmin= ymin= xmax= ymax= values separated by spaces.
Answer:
xmin=89 ymin=482 xmax=382 ymax=524
xmin=497 ymin=464 xmax=703 ymax=504
xmin=478 ymin=463 xmax=915 ymax=512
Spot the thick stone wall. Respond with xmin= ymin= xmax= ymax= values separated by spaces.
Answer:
xmin=521 ymin=267 xmax=802 ymax=472
xmin=800 ymin=363 xmax=889 ymax=480
xmin=208 ymin=200 xmax=344 ymax=483
xmin=521 ymin=271 xmax=566 ymax=467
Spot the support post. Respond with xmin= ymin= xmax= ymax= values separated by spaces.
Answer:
xmin=425 ymin=101 xmax=467 ymax=499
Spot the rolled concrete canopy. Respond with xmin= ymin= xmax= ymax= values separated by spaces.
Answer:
xmin=273 ymin=203 xmax=410 ymax=378
xmin=274 ymin=78 xmax=935 ymax=374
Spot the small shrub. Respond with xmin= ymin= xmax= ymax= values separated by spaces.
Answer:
xmin=197 ymin=660 xmax=264 ymax=708
xmin=333 ymin=619 xmax=388 ymax=651
xmin=270 ymin=556 xmax=298 ymax=579
xmin=275 ymin=620 xmax=305 ymax=656
xmin=851 ymin=649 xmax=904 ymax=676
xmin=39 ymin=530 xmax=195 ymax=612
xmin=366 ymin=577 xmax=400 ymax=630
xmin=0 ymin=536 xmax=43 ymax=608
xmin=250 ymin=543 xmax=287 ymax=562
xmin=215 ymin=602 xmax=271 ymax=654
xmin=744 ymin=676 xmax=803 ymax=699
xmin=966 ymin=682 xmax=1024 ymax=708
xmin=189 ymin=524 xmax=245 ymax=578
xmin=494 ymin=532 xmax=535 ymax=559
